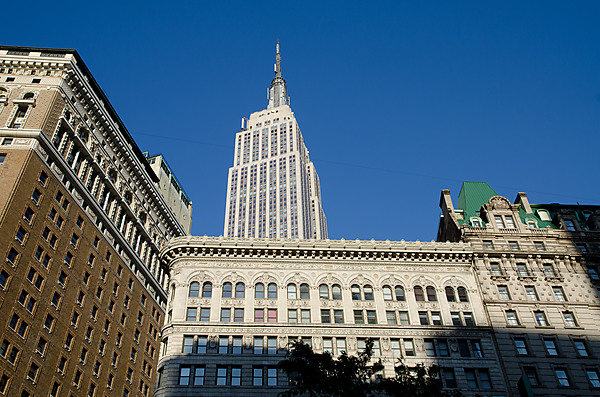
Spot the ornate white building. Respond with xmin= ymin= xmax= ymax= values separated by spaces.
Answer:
xmin=224 ymin=42 xmax=327 ymax=239
xmin=156 ymin=236 xmax=507 ymax=396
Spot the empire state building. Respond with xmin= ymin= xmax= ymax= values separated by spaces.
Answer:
xmin=224 ymin=42 xmax=327 ymax=239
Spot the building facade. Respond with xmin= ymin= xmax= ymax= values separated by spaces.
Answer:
xmin=438 ymin=182 xmax=600 ymax=395
xmin=156 ymin=236 xmax=507 ymax=396
xmin=0 ymin=46 xmax=190 ymax=397
xmin=224 ymin=43 xmax=327 ymax=239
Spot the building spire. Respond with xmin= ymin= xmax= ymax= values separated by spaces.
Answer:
xmin=268 ymin=39 xmax=289 ymax=109
xmin=275 ymin=39 xmax=281 ymax=78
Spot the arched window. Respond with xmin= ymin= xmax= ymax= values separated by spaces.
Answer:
xmin=445 ymin=286 xmax=456 ymax=302
xmin=268 ymin=283 xmax=277 ymax=299
xmin=395 ymin=286 xmax=405 ymax=301
xmin=255 ymin=283 xmax=264 ymax=299
xmin=332 ymin=284 xmax=342 ymax=300
xmin=458 ymin=286 xmax=469 ymax=302
xmin=364 ymin=285 xmax=374 ymax=301
xmin=414 ymin=286 xmax=424 ymax=301
xmin=319 ymin=284 xmax=329 ymax=299
xmin=299 ymin=283 xmax=309 ymax=299
xmin=351 ymin=285 xmax=361 ymax=300
xmin=287 ymin=284 xmax=297 ymax=300
xmin=382 ymin=286 xmax=393 ymax=301
xmin=222 ymin=282 xmax=232 ymax=298
xmin=426 ymin=286 xmax=437 ymax=301
xmin=202 ymin=282 xmax=212 ymax=298
xmin=235 ymin=282 xmax=245 ymax=298
xmin=189 ymin=282 xmax=200 ymax=298
xmin=23 ymin=93 xmax=34 ymax=100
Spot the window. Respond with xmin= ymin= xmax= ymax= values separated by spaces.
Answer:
xmin=254 ymin=337 xmax=264 ymax=354
xmin=287 ymin=309 xmax=297 ymax=323
xmin=498 ymin=285 xmax=511 ymax=300
xmin=490 ymin=263 xmax=502 ymax=276
xmin=506 ymin=310 xmax=519 ymax=326
xmin=268 ymin=309 xmax=277 ymax=323
xmin=543 ymin=264 xmax=556 ymax=278
xmin=31 ymin=189 xmax=41 ymax=204
xmin=0 ymin=153 xmax=6 ymax=164
xmin=573 ymin=339 xmax=589 ymax=356
xmin=253 ymin=367 xmax=263 ymax=386
xmin=403 ymin=339 xmax=415 ymax=356
xmin=483 ymin=240 xmax=494 ymax=250
xmin=366 ymin=310 xmax=376 ymax=324
xmin=6 ymin=248 xmax=19 ymax=265
xmin=351 ymin=309 xmax=365 ymax=325
xmin=186 ymin=307 xmax=197 ymax=321
xmin=24 ymin=207 xmax=34 ymax=223
xmin=534 ymin=311 xmax=549 ymax=327
xmin=431 ymin=311 xmax=442 ymax=325
xmin=562 ymin=311 xmax=577 ymax=327
xmin=458 ymin=340 xmax=470 ymax=357
xmin=231 ymin=367 xmax=242 ymax=386
xmin=197 ymin=336 xmax=207 ymax=353
xmin=523 ymin=366 xmax=539 ymax=386
xmin=189 ymin=282 xmax=199 ymax=297
xmin=525 ymin=286 xmax=538 ymax=301
xmin=267 ymin=367 xmax=278 ymax=386
xmin=232 ymin=337 xmax=242 ymax=354
xmin=202 ymin=282 xmax=212 ymax=298
xmin=267 ymin=337 xmax=277 ymax=354
xmin=364 ymin=285 xmax=374 ymax=300
xmin=419 ymin=311 xmax=429 ymax=325
xmin=194 ymin=366 xmax=205 ymax=386
xmin=255 ymin=308 xmax=264 ymax=322
xmin=216 ymin=367 xmax=227 ymax=385
xmin=426 ymin=286 xmax=437 ymax=301
xmin=514 ymin=338 xmax=528 ymax=355
xmin=267 ymin=283 xmax=277 ymax=299
xmin=505 ymin=216 xmax=515 ymax=228
xmin=299 ymin=283 xmax=309 ymax=299
xmin=179 ymin=366 xmax=191 ymax=386
xmin=437 ymin=339 xmax=449 ymax=356
xmin=586 ymin=369 xmax=600 ymax=388
xmin=413 ymin=286 xmax=424 ymax=301
xmin=457 ymin=287 xmax=468 ymax=302
xmin=183 ymin=336 xmax=194 ymax=353
xmin=0 ymin=270 xmax=9 ymax=289
xmin=564 ymin=219 xmax=576 ymax=231
xmin=445 ymin=286 xmax=455 ymax=302
xmin=332 ymin=284 xmax=342 ymax=300
xmin=509 ymin=241 xmax=519 ymax=250
xmin=287 ymin=284 xmax=297 ymax=299
xmin=36 ymin=337 xmax=47 ymax=356
xmin=221 ymin=308 xmax=231 ymax=322
xmin=424 ymin=339 xmax=436 ymax=357
xmin=351 ymin=285 xmax=361 ymax=300
xmin=321 ymin=309 xmax=331 ymax=324
xmin=443 ymin=368 xmax=457 ymax=388
xmin=319 ymin=284 xmax=329 ymax=299
xmin=255 ymin=283 xmax=264 ymax=299
xmin=534 ymin=242 xmax=546 ymax=251
xmin=527 ymin=219 xmax=537 ymax=229
xmin=234 ymin=308 xmax=244 ymax=322
xmin=383 ymin=286 xmax=393 ymax=301
xmin=235 ymin=282 xmax=245 ymax=298
xmin=544 ymin=339 xmax=558 ymax=356
xmin=301 ymin=309 xmax=310 ymax=323
xmin=494 ymin=215 xmax=504 ymax=229
xmin=516 ymin=264 xmax=529 ymax=277
xmin=386 ymin=311 xmax=397 ymax=325
xmin=218 ymin=337 xmax=228 ymax=354
xmin=555 ymin=368 xmax=570 ymax=387
xmin=398 ymin=311 xmax=410 ymax=325
xmin=28 ymin=362 xmax=39 ymax=382
xmin=552 ymin=286 xmax=566 ymax=301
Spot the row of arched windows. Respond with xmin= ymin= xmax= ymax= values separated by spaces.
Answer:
xmin=188 ymin=281 xmax=469 ymax=303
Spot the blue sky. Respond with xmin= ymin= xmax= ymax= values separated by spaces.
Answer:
xmin=5 ymin=1 xmax=599 ymax=241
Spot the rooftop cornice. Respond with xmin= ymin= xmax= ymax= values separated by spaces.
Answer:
xmin=160 ymin=236 xmax=472 ymax=265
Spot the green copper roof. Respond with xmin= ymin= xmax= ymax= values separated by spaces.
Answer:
xmin=456 ymin=182 xmax=498 ymax=226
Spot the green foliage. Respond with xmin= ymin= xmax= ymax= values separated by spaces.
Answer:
xmin=278 ymin=339 xmax=462 ymax=397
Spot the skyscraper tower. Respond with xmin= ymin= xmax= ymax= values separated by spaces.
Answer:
xmin=224 ymin=42 xmax=327 ymax=239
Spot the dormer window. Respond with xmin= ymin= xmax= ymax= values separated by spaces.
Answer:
xmin=526 ymin=218 xmax=538 ymax=229
xmin=536 ymin=209 xmax=551 ymax=222
xmin=469 ymin=217 xmax=482 ymax=227
xmin=564 ymin=219 xmax=576 ymax=231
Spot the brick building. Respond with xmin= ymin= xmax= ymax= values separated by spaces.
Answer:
xmin=0 ymin=46 xmax=190 ymax=397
